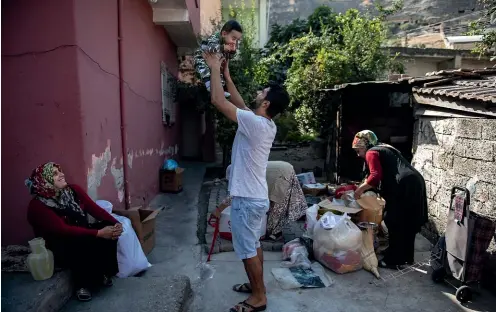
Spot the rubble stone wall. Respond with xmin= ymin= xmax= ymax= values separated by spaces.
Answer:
xmin=412 ymin=117 xmax=496 ymax=250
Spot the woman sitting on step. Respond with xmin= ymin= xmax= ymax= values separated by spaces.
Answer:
xmin=26 ymin=162 xmax=122 ymax=302
xmin=213 ymin=161 xmax=307 ymax=241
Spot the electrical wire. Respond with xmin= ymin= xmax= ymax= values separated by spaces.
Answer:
xmin=2 ymin=44 xmax=171 ymax=107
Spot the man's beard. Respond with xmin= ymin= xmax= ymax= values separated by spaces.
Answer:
xmin=252 ymin=98 xmax=262 ymax=109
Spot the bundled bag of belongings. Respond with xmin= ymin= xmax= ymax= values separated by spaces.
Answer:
xmin=313 ymin=212 xmax=362 ymax=274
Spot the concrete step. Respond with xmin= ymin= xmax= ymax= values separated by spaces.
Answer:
xmin=2 ymin=270 xmax=72 ymax=312
xmin=61 ymin=274 xmax=192 ymax=312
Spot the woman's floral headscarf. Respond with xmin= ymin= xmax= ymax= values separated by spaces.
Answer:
xmin=352 ymin=130 xmax=378 ymax=149
xmin=26 ymin=162 xmax=88 ymax=225
xmin=25 ymin=162 xmax=62 ymax=198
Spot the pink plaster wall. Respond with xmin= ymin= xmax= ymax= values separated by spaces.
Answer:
xmin=73 ymin=0 xmax=123 ymax=207
xmin=1 ymin=0 xmax=86 ymax=245
xmin=73 ymin=0 xmax=181 ymax=206
xmin=2 ymin=0 xmax=184 ymax=245
xmin=120 ymin=0 xmax=180 ymax=206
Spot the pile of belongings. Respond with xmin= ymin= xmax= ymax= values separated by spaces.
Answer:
xmin=303 ymin=186 xmax=386 ymax=279
xmin=272 ymin=238 xmax=334 ymax=290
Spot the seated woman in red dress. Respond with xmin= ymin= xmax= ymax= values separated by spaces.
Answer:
xmin=26 ymin=162 xmax=123 ymax=302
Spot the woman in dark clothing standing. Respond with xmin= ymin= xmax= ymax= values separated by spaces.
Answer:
xmin=352 ymin=130 xmax=428 ymax=269
xmin=26 ymin=162 xmax=122 ymax=301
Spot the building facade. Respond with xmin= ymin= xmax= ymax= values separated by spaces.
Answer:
xmin=1 ymin=0 xmax=213 ymax=245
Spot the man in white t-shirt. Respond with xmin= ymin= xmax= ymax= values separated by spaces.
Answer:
xmin=203 ymin=52 xmax=289 ymax=312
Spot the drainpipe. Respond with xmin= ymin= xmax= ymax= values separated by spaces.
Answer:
xmin=117 ymin=0 xmax=131 ymax=209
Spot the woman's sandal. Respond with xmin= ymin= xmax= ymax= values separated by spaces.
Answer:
xmin=76 ymin=288 xmax=92 ymax=302
xmin=229 ymin=300 xmax=267 ymax=312
xmin=103 ymin=275 xmax=113 ymax=287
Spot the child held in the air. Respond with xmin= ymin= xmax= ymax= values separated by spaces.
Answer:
xmin=194 ymin=20 xmax=243 ymax=98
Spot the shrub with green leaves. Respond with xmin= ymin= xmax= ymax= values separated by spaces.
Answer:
xmin=255 ymin=7 xmax=404 ymax=135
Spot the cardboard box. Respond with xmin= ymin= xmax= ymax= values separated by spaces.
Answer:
xmin=113 ymin=206 xmax=164 ymax=255
xmin=318 ymin=198 xmax=362 ymax=215
xmin=159 ymin=168 xmax=184 ymax=193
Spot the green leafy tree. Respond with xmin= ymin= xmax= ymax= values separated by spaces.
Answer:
xmin=255 ymin=5 xmax=404 ymax=135
xmin=259 ymin=9 xmax=402 ymax=134
xmin=256 ymin=6 xmax=340 ymax=85
xmin=468 ymin=0 xmax=496 ymax=60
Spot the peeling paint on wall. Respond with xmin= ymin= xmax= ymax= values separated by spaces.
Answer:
xmin=88 ymin=141 xmax=179 ymax=202
xmin=87 ymin=140 xmax=112 ymax=200
xmin=111 ymin=157 xmax=125 ymax=203
xmin=126 ymin=142 xmax=179 ymax=169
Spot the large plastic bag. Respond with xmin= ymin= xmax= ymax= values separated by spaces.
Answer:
xmin=271 ymin=262 xmax=333 ymax=290
xmin=112 ymin=214 xmax=152 ymax=278
xmin=303 ymin=204 xmax=319 ymax=238
xmin=342 ymin=190 xmax=361 ymax=209
xmin=313 ymin=212 xmax=362 ymax=274
xmin=281 ymin=239 xmax=311 ymax=269
xmin=163 ymin=159 xmax=178 ymax=170
xmin=95 ymin=200 xmax=152 ymax=277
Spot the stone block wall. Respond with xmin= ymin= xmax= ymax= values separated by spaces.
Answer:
xmin=412 ymin=117 xmax=496 ymax=246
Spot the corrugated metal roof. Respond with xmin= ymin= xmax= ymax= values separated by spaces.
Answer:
xmin=411 ymin=68 xmax=496 ymax=104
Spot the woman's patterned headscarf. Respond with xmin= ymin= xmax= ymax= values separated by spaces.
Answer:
xmin=26 ymin=162 xmax=88 ymax=225
xmin=25 ymin=162 xmax=62 ymax=198
xmin=352 ymin=130 xmax=378 ymax=149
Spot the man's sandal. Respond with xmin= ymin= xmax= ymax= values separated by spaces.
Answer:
xmin=229 ymin=300 xmax=266 ymax=312
xmin=232 ymin=283 xmax=266 ymax=294
xmin=232 ymin=283 xmax=252 ymax=293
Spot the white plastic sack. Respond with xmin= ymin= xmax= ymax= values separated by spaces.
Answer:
xmin=313 ymin=212 xmax=362 ymax=274
xmin=342 ymin=190 xmax=361 ymax=209
xmin=95 ymin=200 xmax=151 ymax=278
xmin=303 ymin=204 xmax=319 ymax=238
xmin=95 ymin=200 xmax=113 ymax=213
xmin=271 ymin=262 xmax=333 ymax=290
xmin=112 ymin=214 xmax=152 ymax=278
xmin=281 ymin=238 xmax=311 ymax=269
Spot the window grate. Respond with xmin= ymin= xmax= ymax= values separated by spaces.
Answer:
xmin=161 ymin=61 xmax=177 ymax=125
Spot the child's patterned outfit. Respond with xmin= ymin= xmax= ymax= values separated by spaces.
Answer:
xmin=194 ymin=32 xmax=236 ymax=96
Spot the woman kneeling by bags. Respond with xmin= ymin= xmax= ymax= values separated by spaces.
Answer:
xmin=352 ymin=130 xmax=428 ymax=269
xmin=26 ymin=162 xmax=122 ymax=302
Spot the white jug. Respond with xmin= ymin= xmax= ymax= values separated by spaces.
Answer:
xmin=26 ymin=238 xmax=54 ymax=281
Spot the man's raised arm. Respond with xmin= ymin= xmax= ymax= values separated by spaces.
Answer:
xmin=224 ymin=61 xmax=249 ymax=111
xmin=204 ymin=52 xmax=239 ymax=122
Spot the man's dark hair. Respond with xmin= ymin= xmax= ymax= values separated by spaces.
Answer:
xmin=221 ymin=20 xmax=243 ymax=33
xmin=265 ymin=83 xmax=290 ymax=118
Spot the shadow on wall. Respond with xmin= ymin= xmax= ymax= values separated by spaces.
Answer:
xmin=418 ymin=118 xmax=440 ymax=145
xmin=411 ymin=118 xmax=440 ymax=172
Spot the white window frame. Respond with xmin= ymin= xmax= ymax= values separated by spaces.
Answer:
xmin=161 ymin=61 xmax=176 ymax=125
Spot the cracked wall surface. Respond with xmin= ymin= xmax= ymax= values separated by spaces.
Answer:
xmin=87 ymin=141 xmax=178 ymax=204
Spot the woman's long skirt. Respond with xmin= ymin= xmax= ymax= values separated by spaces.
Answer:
xmin=51 ymin=222 xmax=118 ymax=289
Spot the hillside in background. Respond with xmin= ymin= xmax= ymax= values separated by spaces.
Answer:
xmin=269 ymin=0 xmax=483 ymax=33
